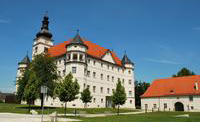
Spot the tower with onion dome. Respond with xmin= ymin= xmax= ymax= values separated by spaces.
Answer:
xmin=32 ymin=13 xmax=53 ymax=58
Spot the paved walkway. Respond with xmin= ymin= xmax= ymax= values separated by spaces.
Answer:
xmin=58 ymin=111 xmax=146 ymax=117
xmin=0 ymin=111 xmax=146 ymax=122
xmin=0 ymin=113 xmax=81 ymax=122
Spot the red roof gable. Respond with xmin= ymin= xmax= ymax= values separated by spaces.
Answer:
xmin=48 ymin=39 xmax=122 ymax=66
xmin=141 ymin=75 xmax=200 ymax=98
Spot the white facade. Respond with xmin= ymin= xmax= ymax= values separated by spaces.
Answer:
xmin=17 ymin=15 xmax=135 ymax=109
xmin=33 ymin=42 xmax=135 ymax=108
xmin=141 ymin=95 xmax=200 ymax=112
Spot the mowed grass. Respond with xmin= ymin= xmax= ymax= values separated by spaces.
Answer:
xmin=0 ymin=103 xmax=137 ymax=114
xmin=78 ymin=112 xmax=200 ymax=122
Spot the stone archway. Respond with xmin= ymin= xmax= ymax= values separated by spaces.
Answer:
xmin=175 ymin=102 xmax=184 ymax=111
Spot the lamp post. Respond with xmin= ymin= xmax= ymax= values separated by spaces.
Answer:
xmin=41 ymin=85 xmax=47 ymax=122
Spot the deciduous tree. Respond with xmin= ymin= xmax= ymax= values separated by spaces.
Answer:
xmin=135 ymin=81 xmax=150 ymax=108
xmin=112 ymin=80 xmax=126 ymax=115
xmin=56 ymin=73 xmax=80 ymax=116
xmin=31 ymin=54 xmax=59 ymax=108
xmin=172 ymin=67 xmax=195 ymax=77
xmin=80 ymin=88 xmax=92 ymax=108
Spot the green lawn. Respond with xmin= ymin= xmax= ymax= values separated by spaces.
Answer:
xmin=77 ymin=112 xmax=200 ymax=122
xmin=0 ymin=103 xmax=137 ymax=114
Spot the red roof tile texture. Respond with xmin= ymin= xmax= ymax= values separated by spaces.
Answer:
xmin=48 ymin=39 xmax=122 ymax=66
xmin=141 ymin=75 xmax=200 ymax=98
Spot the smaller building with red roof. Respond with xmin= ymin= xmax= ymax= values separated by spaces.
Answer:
xmin=141 ymin=75 xmax=200 ymax=111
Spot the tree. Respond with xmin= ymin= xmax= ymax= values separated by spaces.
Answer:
xmin=56 ymin=73 xmax=80 ymax=116
xmin=80 ymin=88 xmax=92 ymax=108
xmin=16 ymin=68 xmax=31 ymax=102
xmin=112 ymin=80 xmax=126 ymax=115
xmin=134 ymin=81 xmax=150 ymax=108
xmin=172 ymin=67 xmax=195 ymax=77
xmin=31 ymin=54 xmax=59 ymax=108
xmin=23 ymin=73 xmax=39 ymax=112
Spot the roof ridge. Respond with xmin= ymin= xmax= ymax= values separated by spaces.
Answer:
xmin=154 ymin=75 xmax=200 ymax=81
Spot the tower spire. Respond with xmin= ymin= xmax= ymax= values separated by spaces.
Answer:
xmin=36 ymin=12 xmax=52 ymax=38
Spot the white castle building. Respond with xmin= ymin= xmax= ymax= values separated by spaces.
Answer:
xmin=16 ymin=14 xmax=135 ymax=108
xmin=141 ymin=75 xmax=200 ymax=112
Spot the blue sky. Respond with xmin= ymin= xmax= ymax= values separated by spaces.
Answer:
xmin=0 ymin=0 xmax=200 ymax=93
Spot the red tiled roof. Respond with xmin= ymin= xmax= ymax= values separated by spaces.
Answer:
xmin=48 ymin=39 xmax=122 ymax=66
xmin=141 ymin=75 xmax=200 ymax=98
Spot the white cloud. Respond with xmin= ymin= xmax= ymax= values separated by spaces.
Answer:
xmin=0 ymin=19 xmax=9 ymax=24
xmin=144 ymin=58 xmax=179 ymax=65
xmin=192 ymin=27 xmax=200 ymax=30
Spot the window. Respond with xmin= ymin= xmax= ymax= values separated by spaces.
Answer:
xmin=59 ymin=60 xmax=61 ymax=64
xmin=112 ymin=66 xmax=114 ymax=70
xmin=93 ymin=72 xmax=96 ymax=78
xmin=101 ymin=74 xmax=103 ymax=80
xmin=93 ymin=98 xmax=96 ymax=103
xmin=129 ymin=91 xmax=132 ymax=96
xmin=107 ymin=88 xmax=110 ymax=94
xmin=88 ymin=59 xmax=90 ymax=63
xmin=72 ymin=67 xmax=76 ymax=73
xmin=107 ymin=65 xmax=109 ymax=69
xmin=129 ymin=80 xmax=132 ymax=85
xmin=189 ymin=95 xmax=193 ymax=101
xmin=35 ymin=46 xmax=38 ymax=53
xmin=93 ymin=86 xmax=96 ymax=93
xmin=101 ymin=98 xmax=103 ymax=103
xmin=100 ymin=87 xmax=103 ymax=93
xmin=44 ymin=47 xmax=48 ymax=53
xmin=101 ymin=63 xmax=103 ymax=67
xmin=191 ymin=106 xmax=194 ymax=110
xmin=107 ymin=75 xmax=110 ymax=81
xmin=93 ymin=61 xmax=96 ymax=65
xmin=153 ymin=104 xmax=157 ymax=109
xmin=130 ymin=100 xmax=132 ymax=104
xmin=122 ymin=79 xmax=124 ymax=84
xmin=164 ymin=103 xmax=167 ymax=109
xmin=83 ymin=83 xmax=86 ymax=89
xmin=118 ymin=78 xmax=120 ymax=82
xmin=79 ymin=54 xmax=83 ymax=61
xmin=58 ymin=71 xmax=61 ymax=75
xmin=87 ymin=71 xmax=90 ymax=77
xmin=73 ymin=53 xmax=78 ymax=60
xmin=145 ymin=104 xmax=148 ymax=109
xmin=87 ymin=85 xmax=90 ymax=89
xmin=112 ymin=76 xmax=114 ymax=82
xmin=129 ymin=70 xmax=131 ymax=74
xmin=112 ymin=89 xmax=114 ymax=93
xmin=63 ymin=70 xmax=65 ymax=76
xmin=118 ymin=68 xmax=120 ymax=72
xmin=67 ymin=54 xmax=71 ymax=60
